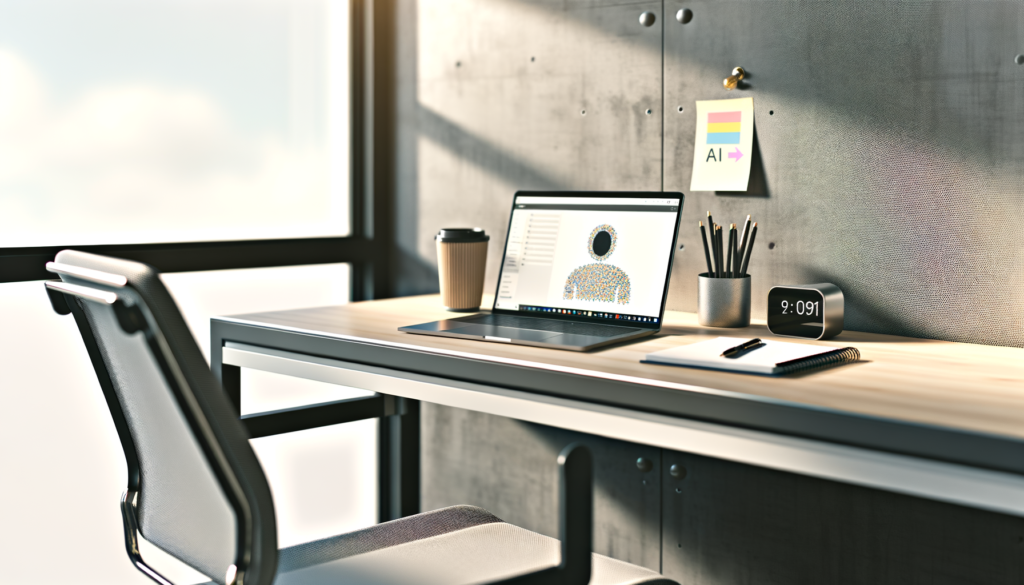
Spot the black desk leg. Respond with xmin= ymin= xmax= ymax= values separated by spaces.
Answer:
xmin=212 ymin=321 xmax=419 ymax=521
xmin=211 ymin=321 xmax=241 ymax=415
xmin=379 ymin=398 xmax=421 ymax=521
xmin=221 ymin=364 xmax=242 ymax=416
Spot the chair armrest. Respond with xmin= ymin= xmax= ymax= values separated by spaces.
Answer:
xmin=489 ymin=443 xmax=593 ymax=585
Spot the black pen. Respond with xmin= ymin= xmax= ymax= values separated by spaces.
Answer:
xmin=699 ymin=221 xmax=713 ymax=276
xmin=721 ymin=338 xmax=764 ymax=358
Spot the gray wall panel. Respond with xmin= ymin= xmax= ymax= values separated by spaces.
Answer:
xmin=395 ymin=0 xmax=666 ymax=297
xmin=662 ymin=450 xmax=1023 ymax=585
xmin=421 ymin=404 xmax=663 ymax=571
xmin=663 ymin=1 xmax=1024 ymax=347
xmin=400 ymin=3 xmax=1024 ymax=582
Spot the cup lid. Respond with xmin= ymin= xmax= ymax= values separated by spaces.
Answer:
xmin=436 ymin=228 xmax=489 ymax=242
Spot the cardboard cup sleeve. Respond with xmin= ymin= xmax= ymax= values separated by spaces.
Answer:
xmin=436 ymin=229 xmax=489 ymax=311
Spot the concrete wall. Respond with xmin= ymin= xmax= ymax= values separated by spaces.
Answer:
xmin=392 ymin=0 xmax=1024 ymax=348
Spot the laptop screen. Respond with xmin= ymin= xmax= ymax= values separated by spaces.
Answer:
xmin=493 ymin=192 xmax=683 ymax=328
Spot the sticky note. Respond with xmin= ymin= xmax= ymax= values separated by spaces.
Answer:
xmin=690 ymin=97 xmax=755 ymax=192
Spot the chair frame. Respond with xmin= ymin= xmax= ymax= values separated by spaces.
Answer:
xmin=45 ymin=257 xmax=593 ymax=585
xmin=47 ymin=268 xmax=264 ymax=585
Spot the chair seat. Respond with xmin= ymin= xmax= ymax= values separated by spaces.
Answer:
xmin=264 ymin=506 xmax=673 ymax=585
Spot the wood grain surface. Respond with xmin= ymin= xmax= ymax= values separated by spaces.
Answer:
xmin=224 ymin=294 xmax=1024 ymax=441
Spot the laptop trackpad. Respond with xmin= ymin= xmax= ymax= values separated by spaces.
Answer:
xmin=447 ymin=325 xmax=561 ymax=342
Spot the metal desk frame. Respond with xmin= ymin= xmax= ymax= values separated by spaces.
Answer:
xmin=211 ymin=316 xmax=1024 ymax=521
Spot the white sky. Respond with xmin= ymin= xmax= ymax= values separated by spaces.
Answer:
xmin=0 ymin=0 xmax=350 ymax=246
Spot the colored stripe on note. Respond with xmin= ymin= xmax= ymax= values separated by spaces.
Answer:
xmin=707 ymin=111 xmax=742 ymax=144
xmin=708 ymin=111 xmax=741 ymax=123
xmin=707 ymin=122 xmax=740 ymax=133
xmin=707 ymin=132 xmax=741 ymax=144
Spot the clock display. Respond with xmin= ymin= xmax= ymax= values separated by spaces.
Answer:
xmin=767 ymin=287 xmax=824 ymax=338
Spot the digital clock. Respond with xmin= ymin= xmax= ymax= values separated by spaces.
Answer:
xmin=767 ymin=283 xmax=844 ymax=339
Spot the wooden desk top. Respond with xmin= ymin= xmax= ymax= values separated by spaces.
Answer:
xmin=220 ymin=294 xmax=1024 ymax=444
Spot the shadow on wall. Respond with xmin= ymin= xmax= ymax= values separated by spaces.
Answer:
xmin=396 ymin=104 xmax=567 ymax=298
xmin=396 ymin=0 xmax=566 ymax=297
xmin=800 ymin=268 xmax=906 ymax=337
xmin=714 ymin=126 xmax=769 ymax=198
xmin=420 ymin=404 xmax=661 ymax=571
xmin=395 ymin=246 xmax=440 ymax=297
xmin=418 ymin=105 xmax=565 ymax=192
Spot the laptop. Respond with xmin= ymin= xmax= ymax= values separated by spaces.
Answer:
xmin=400 ymin=191 xmax=684 ymax=351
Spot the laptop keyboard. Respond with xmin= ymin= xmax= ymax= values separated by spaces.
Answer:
xmin=460 ymin=314 xmax=642 ymax=338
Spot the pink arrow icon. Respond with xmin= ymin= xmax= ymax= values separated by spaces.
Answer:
xmin=728 ymin=147 xmax=743 ymax=162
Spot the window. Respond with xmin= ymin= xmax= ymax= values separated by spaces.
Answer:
xmin=0 ymin=0 xmax=350 ymax=247
xmin=0 ymin=3 xmax=377 ymax=579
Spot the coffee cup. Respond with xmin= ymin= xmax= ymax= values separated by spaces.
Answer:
xmin=436 ymin=228 xmax=489 ymax=311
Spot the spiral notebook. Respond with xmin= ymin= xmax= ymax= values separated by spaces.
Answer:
xmin=642 ymin=336 xmax=861 ymax=376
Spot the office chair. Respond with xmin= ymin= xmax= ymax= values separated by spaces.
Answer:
xmin=45 ymin=250 xmax=676 ymax=585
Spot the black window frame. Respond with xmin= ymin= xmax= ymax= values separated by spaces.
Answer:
xmin=0 ymin=0 xmax=396 ymax=302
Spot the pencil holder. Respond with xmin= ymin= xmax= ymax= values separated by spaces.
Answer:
xmin=698 ymin=274 xmax=751 ymax=328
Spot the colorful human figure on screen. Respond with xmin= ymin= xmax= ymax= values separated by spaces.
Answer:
xmin=563 ymin=224 xmax=631 ymax=304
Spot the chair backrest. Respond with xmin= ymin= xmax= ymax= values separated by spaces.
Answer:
xmin=46 ymin=250 xmax=277 ymax=585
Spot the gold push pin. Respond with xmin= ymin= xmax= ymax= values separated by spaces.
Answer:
xmin=723 ymin=67 xmax=745 ymax=90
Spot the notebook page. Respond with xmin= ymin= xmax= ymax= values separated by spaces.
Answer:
xmin=644 ymin=337 xmax=840 ymax=374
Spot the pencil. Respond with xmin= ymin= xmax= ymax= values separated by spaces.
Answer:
xmin=699 ymin=221 xmax=713 ymax=276
xmin=711 ymin=225 xmax=717 ymax=278
xmin=735 ymin=221 xmax=743 ymax=278
xmin=740 ymin=222 xmax=757 ymax=276
xmin=738 ymin=215 xmax=751 ymax=268
xmin=727 ymin=224 xmax=735 ymax=277
xmin=733 ymin=232 xmax=739 ymax=278
xmin=712 ymin=225 xmax=719 ymax=278
xmin=707 ymin=212 xmax=717 ymax=277
xmin=716 ymin=225 xmax=724 ymax=278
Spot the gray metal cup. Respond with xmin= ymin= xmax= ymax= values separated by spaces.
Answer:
xmin=698 ymin=274 xmax=751 ymax=327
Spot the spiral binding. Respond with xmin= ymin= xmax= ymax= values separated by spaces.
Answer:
xmin=775 ymin=347 xmax=861 ymax=375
